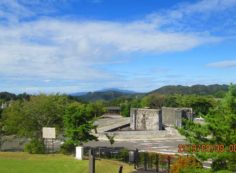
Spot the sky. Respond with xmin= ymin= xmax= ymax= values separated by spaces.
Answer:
xmin=0 ymin=0 xmax=236 ymax=94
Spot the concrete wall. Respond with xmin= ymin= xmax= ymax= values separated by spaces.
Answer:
xmin=130 ymin=107 xmax=193 ymax=131
xmin=130 ymin=108 xmax=161 ymax=131
xmin=162 ymin=107 xmax=193 ymax=127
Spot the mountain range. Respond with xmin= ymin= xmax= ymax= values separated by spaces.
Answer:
xmin=70 ymin=84 xmax=229 ymax=102
xmin=0 ymin=84 xmax=230 ymax=102
xmin=70 ymin=88 xmax=137 ymax=97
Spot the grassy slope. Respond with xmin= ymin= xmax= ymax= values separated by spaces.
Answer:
xmin=0 ymin=152 xmax=134 ymax=173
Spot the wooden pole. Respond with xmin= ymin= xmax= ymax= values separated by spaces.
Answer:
xmin=167 ymin=155 xmax=171 ymax=173
xmin=144 ymin=153 xmax=147 ymax=171
xmin=150 ymin=155 xmax=153 ymax=169
xmin=134 ymin=149 xmax=139 ymax=169
xmin=89 ymin=149 xmax=95 ymax=173
xmin=118 ymin=165 xmax=123 ymax=173
xmin=155 ymin=154 xmax=159 ymax=173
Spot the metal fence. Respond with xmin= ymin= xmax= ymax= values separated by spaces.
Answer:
xmin=84 ymin=147 xmax=177 ymax=173
xmin=135 ymin=152 xmax=176 ymax=173
xmin=83 ymin=146 xmax=130 ymax=162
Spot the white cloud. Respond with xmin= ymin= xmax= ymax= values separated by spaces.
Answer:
xmin=0 ymin=17 xmax=220 ymax=81
xmin=43 ymin=79 xmax=51 ymax=83
xmin=147 ymin=0 xmax=236 ymax=33
xmin=0 ymin=0 xmax=35 ymax=23
xmin=208 ymin=60 xmax=236 ymax=68
xmin=0 ymin=0 xmax=234 ymax=92
xmin=178 ymin=0 xmax=236 ymax=14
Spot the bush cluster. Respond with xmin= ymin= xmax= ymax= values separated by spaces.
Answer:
xmin=170 ymin=156 xmax=202 ymax=173
xmin=24 ymin=139 xmax=45 ymax=154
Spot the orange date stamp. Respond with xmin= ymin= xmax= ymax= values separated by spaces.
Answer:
xmin=178 ymin=144 xmax=236 ymax=153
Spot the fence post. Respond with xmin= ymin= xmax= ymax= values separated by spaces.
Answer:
xmin=89 ymin=149 xmax=95 ymax=173
xmin=167 ymin=155 xmax=171 ymax=173
xmin=155 ymin=154 xmax=159 ymax=173
xmin=150 ymin=154 xmax=153 ymax=169
xmin=144 ymin=153 xmax=147 ymax=171
xmin=118 ymin=165 xmax=123 ymax=173
xmin=134 ymin=149 xmax=139 ymax=169
xmin=99 ymin=147 xmax=101 ymax=159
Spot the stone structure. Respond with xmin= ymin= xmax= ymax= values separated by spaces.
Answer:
xmin=162 ymin=107 xmax=193 ymax=127
xmin=130 ymin=108 xmax=162 ymax=131
xmin=130 ymin=107 xmax=193 ymax=131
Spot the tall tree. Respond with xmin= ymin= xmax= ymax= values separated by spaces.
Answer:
xmin=141 ymin=94 xmax=166 ymax=109
xmin=179 ymin=84 xmax=236 ymax=171
xmin=2 ymin=94 xmax=68 ymax=139
xmin=63 ymin=102 xmax=97 ymax=146
xmin=86 ymin=101 xmax=105 ymax=118
xmin=0 ymin=109 xmax=4 ymax=150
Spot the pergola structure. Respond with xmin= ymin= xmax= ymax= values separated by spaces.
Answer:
xmin=105 ymin=106 xmax=121 ymax=115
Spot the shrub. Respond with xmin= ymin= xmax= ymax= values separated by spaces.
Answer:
xmin=117 ymin=148 xmax=129 ymax=162
xmin=170 ymin=156 xmax=202 ymax=173
xmin=228 ymin=153 xmax=236 ymax=172
xmin=60 ymin=141 xmax=75 ymax=155
xmin=216 ymin=170 xmax=232 ymax=173
xmin=24 ymin=138 xmax=45 ymax=154
xmin=212 ymin=158 xmax=228 ymax=172
xmin=180 ymin=168 xmax=212 ymax=173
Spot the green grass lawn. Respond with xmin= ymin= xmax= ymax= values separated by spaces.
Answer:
xmin=0 ymin=152 xmax=135 ymax=173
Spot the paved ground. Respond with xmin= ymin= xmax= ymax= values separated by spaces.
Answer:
xmin=85 ymin=138 xmax=187 ymax=154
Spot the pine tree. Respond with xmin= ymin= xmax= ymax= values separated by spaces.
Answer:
xmin=179 ymin=84 xmax=236 ymax=171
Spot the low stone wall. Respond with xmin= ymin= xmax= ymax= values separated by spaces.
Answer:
xmin=0 ymin=136 xmax=28 ymax=151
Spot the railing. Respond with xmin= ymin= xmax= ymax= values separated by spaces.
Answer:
xmin=84 ymin=147 xmax=177 ymax=173
xmin=135 ymin=152 xmax=176 ymax=173
xmin=84 ymin=146 xmax=129 ymax=162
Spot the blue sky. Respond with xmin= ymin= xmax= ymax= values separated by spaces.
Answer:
xmin=0 ymin=0 xmax=236 ymax=94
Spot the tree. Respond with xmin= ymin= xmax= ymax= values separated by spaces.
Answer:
xmin=141 ymin=94 xmax=166 ymax=109
xmin=120 ymin=102 xmax=131 ymax=117
xmin=63 ymin=102 xmax=97 ymax=146
xmin=165 ymin=95 xmax=216 ymax=116
xmin=165 ymin=95 xmax=179 ymax=107
xmin=179 ymin=84 xmax=236 ymax=172
xmin=2 ymin=94 xmax=68 ymax=153
xmin=180 ymin=95 xmax=216 ymax=116
xmin=170 ymin=156 xmax=202 ymax=173
xmin=86 ymin=101 xmax=105 ymax=118
xmin=0 ymin=92 xmax=16 ymax=101
xmin=0 ymin=109 xmax=4 ymax=150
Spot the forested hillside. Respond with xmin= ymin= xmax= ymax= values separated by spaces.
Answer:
xmin=0 ymin=92 xmax=30 ymax=102
xmin=0 ymin=84 xmax=229 ymax=103
xmin=149 ymin=84 xmax=228 ymax=97
xmin=76 ymin=90 xmax=143 ymax=102
xmin=74 ymin=84 xmax=229 ymax=102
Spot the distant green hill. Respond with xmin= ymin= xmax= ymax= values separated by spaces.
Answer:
xmin=149 ymin=84 xmax=228 ymax=97
xmin=0 ymin=92 xmax=16 ymax=101
xmin=76 ymin=90 xmax=142 ymax=102
xmin=0 ymin=84 xmax=230 ymax=103
xmin=0 ymin=92 xmax=30 ymax=102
